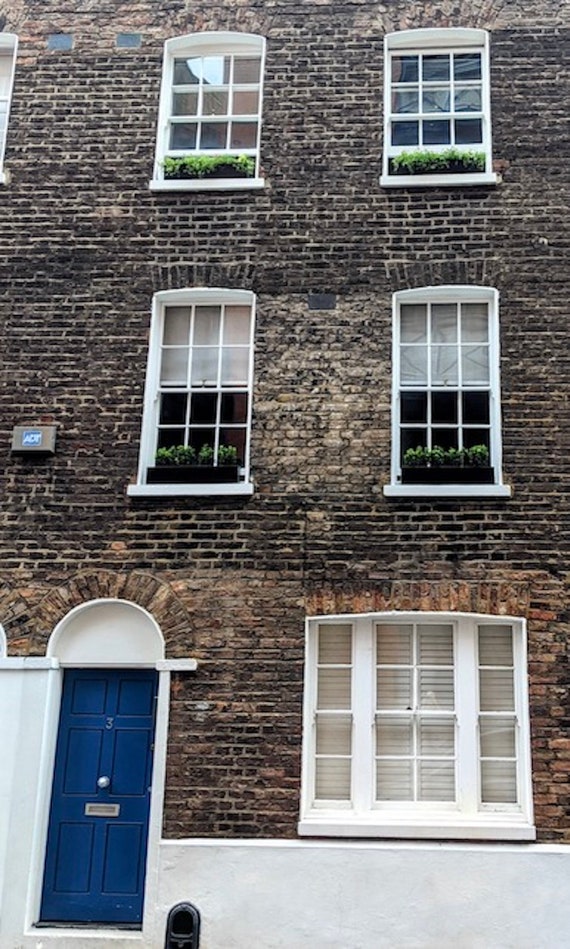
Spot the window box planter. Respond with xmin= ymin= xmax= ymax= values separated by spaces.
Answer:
xmin=147 ymin=465 xmax=240 ymax=485
xmin=401 ymin=466 xmax=495 ymax=485
xmin=162 ymin=155 xmax=255 ymax=181
xmin=389 ymin=148 xmax=486 ymax=178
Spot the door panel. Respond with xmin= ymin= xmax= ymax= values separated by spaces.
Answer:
xmin=40 ymin=669 xmax=158 ymax=925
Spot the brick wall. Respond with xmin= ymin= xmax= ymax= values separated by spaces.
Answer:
xmin=0 ymin=1 xmax=569 ymax=841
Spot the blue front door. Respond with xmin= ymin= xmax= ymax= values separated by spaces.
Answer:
xmin=40 ymin=669 xmax=158 ymax=925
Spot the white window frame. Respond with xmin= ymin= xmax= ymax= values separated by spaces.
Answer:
xmin=299 ymin=611 xmax=535 ymax=841
xmin=381 ymin=29 xmax=497 ymax=188
xmin=150 ymin=32 xmax=266 ymax=192
xmin=127 ymin=288 xmax=255 ymax=497
xmin=0 ymin=34 xmax=18 ymax=186
xmin=384 ymin=285 xmax=511 ymax=498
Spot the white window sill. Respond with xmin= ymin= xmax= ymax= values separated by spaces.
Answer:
xmin=299 ymin=817 xmax=536 ymax=841
xmin=127 ymin=482 xmax=254 ymax=498
xmin=383 ymin=483 xmax=512 ymax=498
xmin=380 ymin=172 xmax=498 ymax=188
xmin=149 ymin=177 xmax=265 ymax=192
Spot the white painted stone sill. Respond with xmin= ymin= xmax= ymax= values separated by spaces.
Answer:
xmin=384 ymin=483 xmax=512 ymax=498
xmin=28 ymin=927 xmax=143 ymax=942
xmin=127 ymin=482 xmax=254 ymax=497
xmin=380 ymin=172 xmax=498 ymax=188
xmin=298 ymin=818 xmax=536 ymax=841
xmin=149 ymin=177 xmax=265 ymax=192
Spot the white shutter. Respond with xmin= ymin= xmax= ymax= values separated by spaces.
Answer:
xmin=478 ymin=624 xmax=518 ymax=804
xmin=314 ymin=625 xmax=353 ymax=801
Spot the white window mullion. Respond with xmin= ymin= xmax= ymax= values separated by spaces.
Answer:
xmin=455 ymin=617 xmax=479 ymax=816
xmin=353 ymin=617 xmax=374 ymax=814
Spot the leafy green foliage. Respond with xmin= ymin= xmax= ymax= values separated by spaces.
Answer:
xmin=391 ymin=148 xmax=486 ymax=176
xmin=402 ymin=444 xmax=490 ymax=468
xmin=197 ymin=444 xmax=215 ymax=466
xmin=162 ymin=154 xmax=255 ymax=180
xmin=217 ymin=445 xmax=238 ymax=466
xmin=155 ymin=445 xmax=196 ymax=466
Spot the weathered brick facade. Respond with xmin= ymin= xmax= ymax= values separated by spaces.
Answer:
xmin=1 ymin=0 xmax=569 ymax=845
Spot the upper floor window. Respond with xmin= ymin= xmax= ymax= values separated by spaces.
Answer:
xmin=299 ymin=612 xmax=534 ymax=840
xmin=150 ymin=32 xmax=265 ymax=192
xmin=381 ymin=29 xmax=497 ymax=187
xmin=127 ymin=289 xmax=255 ymax=497
xmin=384 ymin=287 xmax=511 ymax=498
xmin=0 ymin=34 xmax=18 ymax=185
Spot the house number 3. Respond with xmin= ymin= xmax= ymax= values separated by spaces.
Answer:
xmin=105 ymin=717 xmax=114 ymax=729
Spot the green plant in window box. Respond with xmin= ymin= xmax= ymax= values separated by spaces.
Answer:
xmin=390 ymin=148 xmax=486 ymax=177
xmin=401 ymin=444 xmax=493 ymax=484
xmin=148 ymin=443 xmax=240 ymax=485
xmin=162 ymin=154 xmax=255 ymax=181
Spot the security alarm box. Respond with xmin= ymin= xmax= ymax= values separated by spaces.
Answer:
xmin=11 ymin=425 xmax=57 ymax=454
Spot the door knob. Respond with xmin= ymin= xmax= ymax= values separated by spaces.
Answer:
xmin=97 ymin=775 xmax=111 ymax=789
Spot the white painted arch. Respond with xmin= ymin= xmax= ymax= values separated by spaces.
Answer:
xmin=47 ymin=598 xmax=165 ymax=666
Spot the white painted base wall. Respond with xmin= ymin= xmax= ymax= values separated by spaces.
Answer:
xmin=1 ymin=662 xmax=570 ymax=949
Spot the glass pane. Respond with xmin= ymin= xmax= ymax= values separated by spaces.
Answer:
xmin=194 ymin=306 xmax=221 ymax=344
xmin=392 ymin=56 xmax=418 ymax=83
xmin=432 ymin=429 xmax=458 ymax=451
xmin=188 ymin=429 xmax=215 ymax=454
xmin=455 ymin=118 xmax=482 ymax=144
xmin=423 ymin=87 xmax=450 ymax=114
xmin=401 ymin=429 xmax=427 ymax=455
xmin=190 ymin=393 xmax=217 ymax=424
xmin=393 ymin=89 xmax=419 ymax=113
xmin=200 ymin=122 xmax=228 ymax=149
xmin=481 ymin=760 xmax=517 ymax=803
xmin=160 ymin=348 xmax=188 ymax=384
xmin=401 ymin=346 xmax=428 ymax=384
xmin=318 ymin=624 xmax=352 ymax=664
xmin=203 ymin=90 xmax=228 ymax=116
xmin=221 ymin=392 xmax=248 ymax=423
xmin=401 ymin=304 xmax=427 ymax=342
xmin=463 ymin=391 xmax=489 ymax=424
xmin=317 ymin=669 xmax=351 ymax=710
xmin=401 ymin=392 xmax=427 ymax=423
xmin=418 ymin=625 xmax=453 ymax=664
xmin=174 ymin=57 xmax=200 ymax=84
xmin=480 ymin=717 xmax=516 ymax=758
xmin=479 ymin=670 xmax=514 ymax=712
xmin=219 ymin=428 xmax=246 ymax=463
xmin=462 ymin=345 xmax=489 ymax=383
xmin=376 ymin=760 xmax=413 ymax=800
xmin=419 ymin=669 xmax=454 ymax=709
xmin=419 ymin=718 xmax=455 ymax=756
xmin=377 ymin=669 xmax=412 ymax=710
xmin=233 ymin=90 xmax=259 ymax=114
xmin=418 ymin=760 xmax=455 ymax=801
xmin=157 ymin=428 xmax=185 ymax=449
xmin=432 ymin=391 xmax=457 ymax=424
xmin=463 ymin=429 xmax=490 ymax=451
xmin=316 ymin=716 xmax=351 ymax=755
xmin=454 ymin=53 xmax=481 ymax=81
xmin=164 ymin=307 xmax=191 ymax=345
xmin=422 ymin=55 xmax=450 ymax=81
xmin=224 ymin=306 xmax=251 ymax=343
xmin=221 ymin=347 xmax=249 ymax=384
xmin=423 ymin=119 xmax=450 ymax=145
xmin=376 ymin=717 xmax=412 ymax=755
xmin=461 ymin=303 xmax=488 ymax=341
xmin=159 ymin=392 xmax=187 ymax=425
xmin=233 ymin=57 xmax=261 ymax=83
xmin=431 ymin=346 xmax=458 ymax=384
xmin=455 ymin=87 xmax=482 ymax=113
xmin=392 ymin=121 xmax=419 ymax=146
xmin=230 ymin=121 xmax=258 ymax=149
xmin=172 ymin=92 xmax=198 ymax=116
xmin=431 ymin=305 xmax=457 ymax=343
xmin=376 ymin=624 xmax=413 ymax=664
xmin=191 ymin=348 xmax=218 ymax=385
xmin=201 ymin=56 xmax=227 ymax=86
xmin=316 ymin=758 xmax=351 ymax=801
xmin=170 ymin=123 xmax=197 ymax=149
xmin=479 ymin=625 xmax=513 ymax=666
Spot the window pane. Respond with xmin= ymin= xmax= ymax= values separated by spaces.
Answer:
xmin=480 ymin=717 xmax=516 ymax=757
xmin=318 ymin=669 xmax=351 ymax=710
xmin=431 ymin=429 xmax=458 ymax=451
xmin=401 ymin=429 xmax=427 ymax=455
xmin=418 ymin=625 xmax=453 ymax=664
xmin=462 ymin=345 xmax=489 ymax=383
xmin=401 ymin=305 xmax=427 ymax=342
xmin=423 ymin=87 xmax=450 ymax=113
xmin=161 ymin=348 xmax=188 ymax=384
xmin=224 ymin=306 xmax=251 ymax=343
xmin=431 ymin=346 xmax=458 ymax=384
xmin=318 ymin=624 xmax=352 ymax=664
xmin=463 ymin=429 xmax=490 ymax=451
xmin=233 ymin=57 xmax=261 ymax=83
xmin=423 ymin=119 xmax=450 ymax=145
xmin=418 ymin=669 xmax=454 ymax=709
xmin=419 ymin=718 xmax=454 ymax=756
xmin=159 ymin=392 xmax=187 ymax=425
xmin=220 ymin=392 xmax=248 ymax=423
xmin=316 ymin=716 xmax=352 ymax=755
xmin=392 ymin=55 xmax=419 ymax=83
xmin=455 ymin=87 xmax=482 ymax=113
xmin=203 ymin=90 xmax=228 ymax=116
xmin=392 ymin=121 xmax=419 ymax=146
xmin=170 ymin=123 xmax=197 ymax=149
xmin=200 ymin=122 xmax=228 ymax=149
xmin=393 ymin=89 xmax=419 ymax=113
xmin=172 ymin=92 xmax=198 ymax=116
xmin=432 ymin=392 xmax=457 ymax=424
xmin=481 ymin=761 xmax=517 ymax=804
xmin=164 ymin=307 xmax=191 ymax=344
xmin=376 ymin=717 xmax=412 ymax=755
xmin=454 ymin=53 xmax=481 ymax=81
xmin=233 ymin=90 xmax=259 ymax=114
xmin=219 ymin=428 xmax=246 ymax=463
xmin=190 ymin=393 xmax=217 ymax=424
xmin=376 ymin=624 xmax=413 ymax=664
xmin=401 ymin=392 xmax=427 ymax=423
xmin=157 ymin=428 xmax=185 ymax=449
xmin=194 ymin=306 xmax=221 ymax=344
xmin=376 ymin=760 xmax=413 ymax=801
xmin=455 ymin=118 xmax=482 ymax=144
xmin=461 ymin=304 xmax=488 ymax=341
xmin=401 ymin=346 xmax=427 ymax=384
xmin=188 ymin=429 xmax=215 ymax=454
xmin=201 ymin=56 xmax=227 ymax=85
xmin=479 ymin=625 xmax=513 ymax=666
xmin=431 ymin=304 xmax=457 ymax=342
xmin=377 ymin=669 xmax=412 ymax=710
xmin=221 ymin=347 xmax=249 ymax=384
xmin=191 ymin=348 xmax=218 ymax=385
xmin=463 ymin=391 xmax=489 ymax=424
xmin=174 ymin=57 xmax=200 ymax=84
xmin=479 ymin=670 xmax=514 ymax=711
xmin=316 ymin=758 xmax=351 ymax=801
xmin=418 ymin=761 xmax=455 ymax=801
xmin=422 ymin=55 xmax=450 ymax=81
xmin=230 ymin=121 xmax=258 ymax=149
